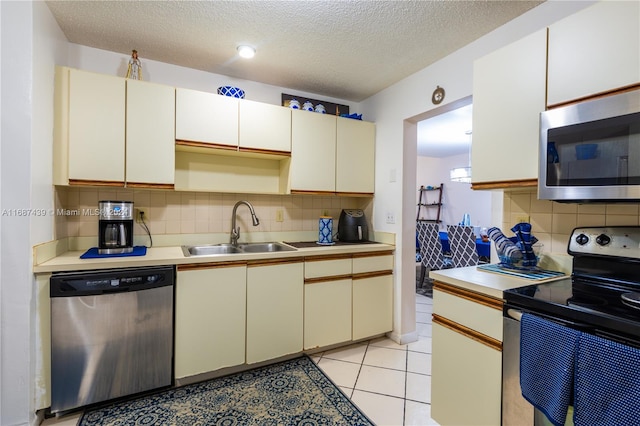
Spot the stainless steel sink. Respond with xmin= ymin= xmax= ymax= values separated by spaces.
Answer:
xmin=237 ymin=242 xmax=297 ymax=253
xmin=181 ymin=244 xmax=243 ymax=257
xmin=181 ymin=242 xmax=296 ymax=257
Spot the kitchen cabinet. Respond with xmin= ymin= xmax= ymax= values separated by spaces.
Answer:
xmin=175 ymin=88 xmax=239 ymax=149
xmin=54 ymin=66 xmax=176 ymax=188
xmin=239 ymin=99 xmax=292 ymax=153
xmin=471 ymin=29 xmax=547 ymax=189
xmin=54 ymin=67 xmax=126 ymax=186
xmin=175 ymin=263 xmax=247 ymax=379
xmin=125 ymin=79 xmax=175 ymax=188
xmin=246 ymin=259 xmax=304 ymax=364
xmin=352 ymin=252 xmax=393 ymax=340
xmin=290 ymin=110 xmax=337 ymax=193
xmin=431 ymin=282 xmax=503 ymax=426
xmin=336 ymin=117 xmax=375 ymax=194
xmin=547 ymin=1 xmax=640 ymax=107
xmin=290 ymin=112 xmax=376 ymax=195
xmin=303 ymin=255 xmax=352 ymax=349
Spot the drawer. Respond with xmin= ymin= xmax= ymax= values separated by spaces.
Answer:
xmin=433 ymin=285 xmax=503 ymax=342
xmin=304 ymin=256 xmax=351 ymax=279
xmin=352 ymin=252 xmax=393 ymax=274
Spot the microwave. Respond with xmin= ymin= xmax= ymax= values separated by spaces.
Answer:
xmin=539 ymin=88 xmax=640 ymax=202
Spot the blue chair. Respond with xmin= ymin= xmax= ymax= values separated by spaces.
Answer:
xmin=416 ymin=222 xmax=450 ymax=288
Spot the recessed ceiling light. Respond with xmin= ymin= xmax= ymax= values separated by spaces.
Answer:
xmin=237 ymin=45 xmax=255 ymax=59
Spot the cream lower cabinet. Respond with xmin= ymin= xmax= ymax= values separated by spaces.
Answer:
xmin=471 ymin=29 xmax=547 ymax=187
xmin=246 ymin=259 xmax=304 ymax=364
xmin=336 ymin=118 xmax=375 ymax=194
xmin=431 ymin=282 xmax=503 ymax=426
xmin=303 ymin=255 xmax=352 ymax=350
xmin=547 ymin=1 xmax=640 ymax=107
xmin=352 ymin=252 xmax=394 ymax=340
xmin=175 ymin=263 xmax=247 ymax=379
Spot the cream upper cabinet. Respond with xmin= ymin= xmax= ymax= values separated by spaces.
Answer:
xmin=431 ymin=284 xmax=503 ymax=426
xmin=471 ymin=29 xmax=547 ymax=186
xmin=175 ymin=88 xmax=239 ymax=148
xmin=547 ymin=1 xmax=640 ymax=107
xmin=290 ymin=110 xmax=337 ymax=193
xmin=54 ymin=67 xmax=126 ymax=185
xmin=336 ymin=118 xmax=375 ymax=194
xmin=126 ymin=79 xmax=175 ymax=187
xmin=174 ymin=264 xmax=247 ymax=379
xmin=239 ymin=99 xmax=292 ymax=153
xmin=246 ymin=260 xmax=303 ymax=364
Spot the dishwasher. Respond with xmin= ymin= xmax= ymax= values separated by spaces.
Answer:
xmin=50 ymin=265 xmax=175 ymax=413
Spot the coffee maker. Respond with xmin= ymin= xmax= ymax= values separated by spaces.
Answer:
xmin=98 ymin=201 xmax=134 ymax=254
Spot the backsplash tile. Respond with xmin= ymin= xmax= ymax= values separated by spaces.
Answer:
xmin=54 ymin=187 xmax=372 ymax=242
xmin=503 ymin=189 xmax=640 ymax=254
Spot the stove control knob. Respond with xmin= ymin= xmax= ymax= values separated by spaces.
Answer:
xmin=575 ymin=234 xmax=589 ymax=245
xmin=596 ymin=234 xmax=611 ymax=246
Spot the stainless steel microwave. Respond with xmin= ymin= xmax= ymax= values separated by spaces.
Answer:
xmin=539 ymin=89 xmax=640 ymax=202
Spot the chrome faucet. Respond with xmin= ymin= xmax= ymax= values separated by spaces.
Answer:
xmin=230 ymin=201 xmax=260 ymax=246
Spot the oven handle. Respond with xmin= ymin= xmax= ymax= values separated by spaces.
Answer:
xmin=507 ymin=308 xmax=523 ymax=321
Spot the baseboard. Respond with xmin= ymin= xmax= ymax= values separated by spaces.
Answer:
xmin=386 ymin=329 xmax=419 ymax=345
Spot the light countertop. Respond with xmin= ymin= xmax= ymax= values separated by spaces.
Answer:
xmin=33 ymin=242 xmax=395 ymax=274
xmin=429 ymin=265 xmax=568 ymax=299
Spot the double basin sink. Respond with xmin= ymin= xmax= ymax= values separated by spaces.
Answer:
xmin=182 ymin=242 xmax=296 ymax=257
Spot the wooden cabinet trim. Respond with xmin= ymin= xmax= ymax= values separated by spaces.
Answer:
xmin=304 ymin=254 xmax=353 ymax=262
xmin=290 ymin=190 xmax=336 ymax=196
xmin=352 ymin=270 xmax=393 ymax=280
xmin=247 ymin=258 xmax=304 ymax=267
xmin=177 ymin=260 xmax=247 ymax=271
xmin=305 ymin=274 xmax=352 ymax=284
xmin=126 ymin=182 xmax=174 ymax=190
xmin=471 ymin=179 xmax=537 ymax=190
xmin=433 ymin=281 xmax=503 ymax=311
xmin=69 ymin=179 xmax=124 ymax=187
xmin=175 ymin=140 xmax=237 ymax=151
xmin=238 ymin=147 xmax=291 ymax=157
xmin=547 ymin=83 xmax=640 ymax=110
xmin=433 ymin=314 xmax=502 ymax=352
xmin=352 ymin=250 xmax=394 ymax=259
xmin=336 ymin=192 xmax=374 ymax=197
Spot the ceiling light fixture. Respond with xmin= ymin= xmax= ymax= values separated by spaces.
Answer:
xmin=237 ymin=45 xmax=255 ymax=59
xmin=450 ymin=129 xmax=473 ymax=183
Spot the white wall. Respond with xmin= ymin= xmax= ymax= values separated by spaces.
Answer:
xmin=360 ymin=0 xmax=595 ymax=343
xmin=416 ymin=154 xmax=493 ymax=229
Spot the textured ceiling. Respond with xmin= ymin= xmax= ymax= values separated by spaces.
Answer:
xmin=45 ymin=0 xmax=543 ymax=103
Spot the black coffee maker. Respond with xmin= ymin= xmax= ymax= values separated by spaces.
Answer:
xmin=98 ymin=201 xmax=134 ymax=254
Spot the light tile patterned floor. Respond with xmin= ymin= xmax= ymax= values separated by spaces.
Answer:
xmin=311 ymin=292 xmax=439 ymax=425
xmin=43 ymin=293 xmax=438 ymax=426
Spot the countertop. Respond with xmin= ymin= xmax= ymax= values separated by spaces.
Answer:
xmin=429 ymin=265 xmax=568 ymax=299
xmin=33 ymin=241 xmax=394 ymax=274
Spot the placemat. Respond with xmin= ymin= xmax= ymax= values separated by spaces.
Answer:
xmin=477 ymin=263 xmax=566 ymax=281
xmin=80 ymin=246 xmax=147 ymax=259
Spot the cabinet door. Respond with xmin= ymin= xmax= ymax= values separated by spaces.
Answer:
xmin=352 ymin=273 xmax=393 ymax=340
xmin=304 ymin=278 xmax=352 ymax=350
xmin=246 ymin=261 xmax=303 ymax=364
xmin=336 ymin=118 xmax=375 ymax=194
xmin=239 ymin=99 xmax=291 ymax=152
xmin=175 ymin=264 xmax=247 ymax=379
xmin=68 ymin=68 xmax=126 ymax=184
xmin=290 ymin=110 xmax=337 ymax=193
xmin=431 ymin=323 xmax=502 ymax=426
xmin=126 ymin=79 xmax=175 ymax=186
xmin=471 ymin=29 xmax=547 ymax=185
xmin=175 ymin=88 xmax=238 ymax=147
xmin=547 ymin=1 xmax=640 ymax=106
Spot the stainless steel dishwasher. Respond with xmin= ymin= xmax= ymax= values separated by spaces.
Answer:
xmin=50 ymin=265 xmax=174 ymax=413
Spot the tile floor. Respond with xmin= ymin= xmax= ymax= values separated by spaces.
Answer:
xmin=311 ymin=291 xmax=439 ymax=425
xmin=43 ymin=292 xmax=437 ymax=426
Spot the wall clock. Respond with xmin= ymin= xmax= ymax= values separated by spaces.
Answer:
xmin=432 ymin=86 xmax=445 ymax=105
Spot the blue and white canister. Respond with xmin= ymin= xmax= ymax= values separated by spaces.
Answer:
xmin=315 ymin=103 xmax=326 ymax=113
xmin=289 ymin=98 xmax=300 ymax=109
xmin=318 ymin=216 xmax=333 ymax=244
xmin=302 ymin=101 xmax=314 ymax=111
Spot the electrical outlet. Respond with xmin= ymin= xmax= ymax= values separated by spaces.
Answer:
xmin=136 ymin=208 xmax=149 ymax=223
xmin=515 ymin=215 xmax=530 ymax=224
xmin=275 ymin=209 xmax=284 ymax=222
xmin=386 ymin=212 xmax=395 ymax=224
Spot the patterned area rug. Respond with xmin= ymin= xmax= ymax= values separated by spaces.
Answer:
xmin=79 ymin=355 xmax=373 ymax=425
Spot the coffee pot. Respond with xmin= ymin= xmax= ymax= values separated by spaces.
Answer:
xmin=98 ymin=201 xmax=134 ymax=254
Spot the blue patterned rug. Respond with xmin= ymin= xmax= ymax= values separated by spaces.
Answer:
xmin=79 ymin=355 xmax=373 ymax=425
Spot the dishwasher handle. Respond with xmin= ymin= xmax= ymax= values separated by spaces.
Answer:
xmin=507 ymin=308 xmax=523 ymax=321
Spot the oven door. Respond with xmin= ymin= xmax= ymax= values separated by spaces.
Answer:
xmin=502 ymin=309 xmax=574 ymax=426
xmin=538 ymin=88 xmax=640 ymax=202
